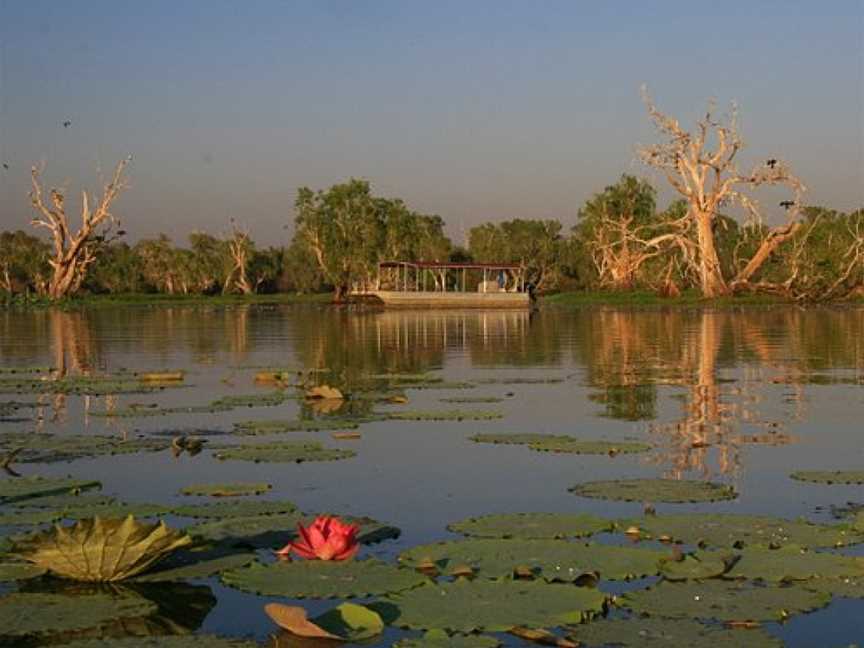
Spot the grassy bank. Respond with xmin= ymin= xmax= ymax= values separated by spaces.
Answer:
xmin=0 ymin=292 xmax=334 ymax=309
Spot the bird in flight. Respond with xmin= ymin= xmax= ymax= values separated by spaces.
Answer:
xmin=779 ymin=200 xmax=795 ymax=209
xmin=1 ymin=163 xmax=8 ymax=170
xmin=62 ymin=120 xmax=72 ymax=128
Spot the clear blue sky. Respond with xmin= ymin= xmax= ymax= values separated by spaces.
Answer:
xmin=0 ymin=0 xmax=861 ymax=244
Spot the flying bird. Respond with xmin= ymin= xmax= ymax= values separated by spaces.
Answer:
xmin=779 ymin=200 xmax=795 ymax=209
xmin=62 ymin=120 xmax=72 ymax=128
xmin=766 ymin=159 xmax=777 ymax=168
xmin=1 ymin=163 xmax=8 ymax=170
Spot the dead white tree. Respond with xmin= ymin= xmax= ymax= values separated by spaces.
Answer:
xmin=223 ymin=223 xmax=253 ymax=295
xmin=638 ymin=88 xmax=805 ymax=297
xmin=29 ymin=158 xmax=130 ymax=299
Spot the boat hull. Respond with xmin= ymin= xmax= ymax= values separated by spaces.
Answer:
xmin=353 ymin=290 xmax=530 ymax=309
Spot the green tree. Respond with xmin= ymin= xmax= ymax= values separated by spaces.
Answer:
xmin=0 ymin=230 xmax=51 ymax=295
xmin=469 ymin=219 xmax=563 ymax=291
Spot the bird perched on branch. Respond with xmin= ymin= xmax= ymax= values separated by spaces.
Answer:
xmin=62 ymin=120 xmax=72 ymax=128
xmin=766 ymin=159 xmax=778 ymax=168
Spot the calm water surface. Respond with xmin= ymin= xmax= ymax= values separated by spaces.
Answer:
xmin=1 ymin=305 xmax=863 ymax=646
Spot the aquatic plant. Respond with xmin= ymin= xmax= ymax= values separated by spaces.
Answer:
xmin=12 ymin=515 xmax=192 ymax=581
xmin=277 ymin=515 xmax=360 ymax=561
xmin=265 ymin=601 xmax=384 ymax=641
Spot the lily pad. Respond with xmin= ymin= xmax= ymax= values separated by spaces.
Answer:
xmin=620 ymin=513 xmax=862 ymax=548
xmin=791 ymin=471 xmax=864 ymax=485
xmin=529 ymin=439 xmax=651 ymax=455
xmin=172 ymin=500 xmax=297 ymax=518
xmin=0 ymin=591 xmax=158 ymax=637
xmin=726 ymin=546 xmax=864 ymax=582
xmin=386 ymin=579 xmax=605 ymax=632
xmin=568 ymin=618 xmax=782 ymax=647
xmin=62 ymin=502 xmax=172 ymax=520
xmin=399 ymin=538 xmax=665 ymax=581
xmin=132 ymin=547 xmax=256 ymax=583
xmin=234 ymin=419 xmax=360 ymax=435
xmin=38 ymin=637 xmax=262 ymax=648
xmin=0 ymin=433 xmax=168 ymax=464
xmin=10 ymin=493 xmax=116 ymax=509
xmin=803 ymin=575 xmax=864 ymax=598
xmin=448 ymin=513 xmax=613 ymax=539
xmin=570 ymin=479 xmax=737 ymax=503
xmin=0 ymin=560 xmax=47 ymax=581
xmin=659 ymin=552 xmax=733 ymax=581
xmin=266 ymin=601 xmax=384 ymax=641
xmin=385 ymin=410 xmax=503 ymax=421
xmin=222 ymin=558 xmax=428 ymax=599
xmin=394 ymin=630 xmax=502 ymax=648
xmin=0 ymin=509 xmax=64 ymax=526
xmin=0 ymin=476 xmax=102 ymax=505
xmin=620 ymin=580 xmax=832 ymax=621
xmin=214 ymin=441 xmax=356 ymax=463
xmin=440 ymin=397 xmax=505 ymax=404
xmin=469 ymin=433 xmax=565 ymax=445
xmin=179 ymin=482 xmax=272 ymax=497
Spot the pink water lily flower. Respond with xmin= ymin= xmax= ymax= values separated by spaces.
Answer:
xmin=276 ymin=515 xmax=360 ymax=561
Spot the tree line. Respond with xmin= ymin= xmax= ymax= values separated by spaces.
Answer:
xmin=1 ymin=93 xmax=862 ymax=302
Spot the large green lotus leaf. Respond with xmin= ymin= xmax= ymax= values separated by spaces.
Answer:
xmin=214 ymin=441 xmax=356 ymax=463
xmin=393 ymin=629 xmax=502 ymax=648
xmin=0 ymin=591 xmax=158 ymax=637
xmin=62 ymin=503 xmax=172 ymax=520
xmin=386 ymin=579 xmax=605 ymax=632
xmin=621 ymin=513 xmax=863 ymax=548
xmin=0 ymin=560 xmax=47 ymax=581
xmin=570 ymin=479 xmax=737 ymax=503
xmin=171 ymin=500 xmax=297 ymax=518
xmin=12 ymin=515 xmax=193 ymax=581
xmin=313 ymin=602 xmax=384 ymax=641
xmin=179 ymin=482 xmax=272 ymax=497
xmin=398 ymin=538 xmax=665 ymax=581
xmin=448 ymin=512 xmax=613 ymax=539
xmin=469 ymin=433 xmax=566 ymax=445
xmin=0 ymin=476 xmax=101 ymax=505
xmin=41 ymin=637 xmax=262 ymax=648
xmin=234 ymin=419 xmax=360 ymax=435
xmin=0 ymin=509 xmax=64 ymax=526
xmin=529 ymin=439 xmax=651 ymax=455
xmin=11 ymin=493 xmax=116 ymax=509
xmin=568 ymin=617 xmax=783 ymax=647
xmin=221 ymin=558 xmax=429 ymax=598
xmin=132 ymin=546 xmax=256 ymax=583
xmin=0 ymin=433 xmax=168 ymax=463
xmin=803 ymin=575 xmax=864 ymax=598
xmin=726 ymin=546 xmax=864 ymax=581
xmin=620 ymin=580 xmax=832 ymax=621
xmin=385 ymin=410 xmax=503 ymax=421
xmin=658 ymin=551 xmax=732 ymax=581
xmin=791 ymin=471 xmax=864 ymax=485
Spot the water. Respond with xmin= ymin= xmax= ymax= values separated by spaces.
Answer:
xmin=1 ymin=304 xmax=863 ymax=646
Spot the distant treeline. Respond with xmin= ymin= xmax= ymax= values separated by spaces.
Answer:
xmin=4 ymin=94 xmax=862 ymax=303
xmin=2 ymin=173 xmax=861 ymax=303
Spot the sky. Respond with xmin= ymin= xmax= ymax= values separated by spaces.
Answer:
xmin=0 ymin=0 xmax=862 ymax=246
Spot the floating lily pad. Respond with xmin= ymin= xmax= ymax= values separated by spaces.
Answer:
xmin=659 ymin=552 xmax=733 ymax=581
xmin=234 ymin=419 xmax=360 ymax=435
xmin=386 ymin=579 xmax=604 ymax=632
xmin=568 ymin=617 xmax=782 ymax=647
xmin=0 ymin=376 xmax=166 ymax=396
xmin=385 ymin=410 xmax=503 ymax=421
xmin=267 ymin=601 xmax=384 ymax=641
xmin=172 ymin=500 xmax=297 ymax=518
xmin=474 ymin=377 xmax=564 ymax=385
xmin=803 ymin=575 xmax=864 ymax=598
xmin=214 ymin=441 xmax=356 ymax=463
xmin=36 ymin=636 xmax=262 ymax=648
xmin=791 ymin=471 xmax=864 ymax=485
xmin=570 ymin=479 xmax=736 ymax=503
xmin=620 ymin=580 xmax=832 ymax=621
xmin=0 ymin=476 xmax=102 ymax=505
xmin=726 ymin=546 xmax=864 ymax=582
xmin=185 ymin=513 xmax=302 ymax=547
xmin=11 ymin=493 xmax=116 ymax=509
xmin=394 ymin=629 xmax=502 ymax=648
xmin=0 ymin=591 xmax=158 ymax=637
xmin=132 ymin=547 xmax=256 ymax=583
xmin=529 ymin=439 xmax=651 ymax=455
xmin=440 ymin=397 xmax=505 ymax=404
xmin=469 ymin=433 xmax=565 ymax=445
xmin=0 ymin=509 xmax=64 ymax=526
xmin=62 ymin=502 xmax=172 ymax=520
xmin=448 ymin=513 xmax=613 ymax=539
xmin=399 ymin=538 xmax=665 ymax=581
xmin=0 ymin=433 xmax=168 ymax=464
xmin=0 ymin=560 xmax=47 ymax=581
xmin=179 ymin=482 xmax=273 ymax=497
xmin=222 ymin=558 xmax=428 ymax=599
xmin=620 ymin=513 xmax=862 ymax=548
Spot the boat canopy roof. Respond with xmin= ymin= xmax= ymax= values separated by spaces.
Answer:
xmin=379 ymin=260 xmax=522 ymax=271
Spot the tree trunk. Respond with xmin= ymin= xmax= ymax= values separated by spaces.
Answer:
xmin=333 ymin=284 xmax=349 ymax=303
xmin=48 ymin=261 xmax=80 ymax=300
xmin=694 ymin=211 xmax=729 ymax=297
